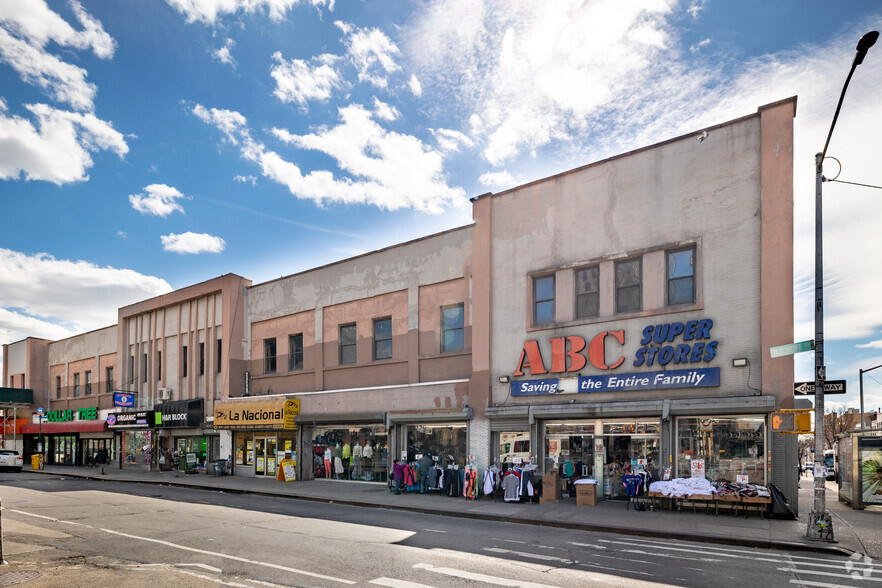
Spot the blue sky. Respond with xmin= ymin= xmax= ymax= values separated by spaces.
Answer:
xmin=1 ymin=0 xmax=881 ymax=414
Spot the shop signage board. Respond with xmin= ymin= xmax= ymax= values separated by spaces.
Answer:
xmin=691 ymin=458 xmax=705 ymax=478
xmin=46 ymin=407 xmax=98 ymax=422
xmin=213 ymin=398 xmax=297 ymax=430
xmin=511 ymin=367 xmax=720 ymax=396
xmin=107 ymin=411 xmax=154 ymax=429
xmin=155 ymin=399 xmax=203 ymax=428
xmin=793 ymin=380 xmax=846 ymax=395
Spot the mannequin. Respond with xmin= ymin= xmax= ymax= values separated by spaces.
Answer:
xmin=353 ymin=440 xmax=363 ymax=478
xmin=334 ymin=443 xmax=344 ymax=479
xmin=323 ymin=445 xmax=332 ymax=478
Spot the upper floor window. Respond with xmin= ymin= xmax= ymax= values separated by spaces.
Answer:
xmin=142 ymin=353 xmax=148 ymax=382
xmin=85 ymin=371 xmax=92 ymax=396
xmin=615 ymin=258 xmax=642 ymax=313
xmin=533 ymin=275 xmax=555 ymax=325
xmin=157 ymin=351 xmax=162 ymax=380
xmin=199 ymin=342 xmax=205 ymax=375
xmin=56 ymin=376 xmax=62 ymax=399
xmin=106 ymin=367 xmax=113 ymax=392
xmin=289 ymin=334 xmax=303 ymax=371
xmin=217 ymin=339 xmax=222 ymax=373
xmin=667 ymin=246 xmax=695 ymax=306
xmin=182 ymin=346 xmax=188 ymax=378
xmin=340 ymin=323 xmax=357 ymax=365
xmin=441 ymin=304 xmax=464 ymax=352
xmin=73 ymin=373 xmax=81 ymax=397
xmin=575 ymin=265 xmax=600 ymax=319
xmin=373 ymin=317 xmax=392 ymax=360
xmin=264 ymin=338 xmax=277 ymax=373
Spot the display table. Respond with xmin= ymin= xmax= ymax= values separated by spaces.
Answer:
xmin=647 ymin=491 xmax=771 ymax=518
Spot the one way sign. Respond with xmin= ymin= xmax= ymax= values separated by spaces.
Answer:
xmin=793 ymin=380 xmax=846 ymax=395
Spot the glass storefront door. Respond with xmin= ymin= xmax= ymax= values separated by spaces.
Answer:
xmin=52 ymin=435 xmax=77 ymax=465
xmin=254 ymin=436 xmax=277 ymax=476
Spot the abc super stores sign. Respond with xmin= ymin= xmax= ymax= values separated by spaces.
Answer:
xmin=511 ymin=318 xmax=721 ymax=396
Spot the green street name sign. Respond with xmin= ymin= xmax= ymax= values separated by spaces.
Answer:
xmin=770 ymin=340 xmax=814 ymax=358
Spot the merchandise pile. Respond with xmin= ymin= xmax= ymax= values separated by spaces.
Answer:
xmin=648 ymin=476 xmax=716 ymax=497
xmin=711 ymin=479 xmax=770 ymax=498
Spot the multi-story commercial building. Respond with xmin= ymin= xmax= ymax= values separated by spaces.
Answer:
xmin=1 ymin=98 xmax=799 ymax=507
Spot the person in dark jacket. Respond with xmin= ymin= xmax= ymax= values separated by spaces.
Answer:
xmin=418 ymin=453 xmax=434 ymax=493
xmin=392 ymin=459 xmax=405 ymax=494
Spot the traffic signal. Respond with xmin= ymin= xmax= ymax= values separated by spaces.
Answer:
xmin=771 ymin=409 xmax=812 ymax=434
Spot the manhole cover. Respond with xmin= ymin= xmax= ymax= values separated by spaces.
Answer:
xmin=0 ymin=570 xmax=42 ymax=586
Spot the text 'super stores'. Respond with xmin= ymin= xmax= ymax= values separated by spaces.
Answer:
xmin=497 ymin=318 xmax=771 ymax=501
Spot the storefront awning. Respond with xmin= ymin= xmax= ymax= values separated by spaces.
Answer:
xmin=295 ymin=412 xmax=384 ymax=425
xmin=21 ymin=421 xmax=108 ymax=434
xmin=386 ymin=408 xmax=473 ymax=427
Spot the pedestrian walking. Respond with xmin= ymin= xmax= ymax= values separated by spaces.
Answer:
xmin=392 ymin=459 xmax=405 ymax=494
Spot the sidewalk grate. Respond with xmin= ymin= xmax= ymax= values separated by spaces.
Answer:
xmin=0 ymin=570 xmax=42 ymax=586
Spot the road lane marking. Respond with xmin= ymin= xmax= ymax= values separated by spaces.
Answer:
xmin=413 ymin=563 xmax=562 ymax=588
xmin=370 ymin=577 xmax=436 ymax=587
xmin=100 ymin=527 xmax=355 ymax=584
xmin=567 ymin=541 xmax=607 ymax=550
xmin=483 ymin=547 xmax=572 ymax=564
xmin=421 ymin=529 xmax=446 ymax=533
xmin=789 ymin=581 xmax=859 ymax=588
xmin=778 ymin=567 xmax=882 ymax=583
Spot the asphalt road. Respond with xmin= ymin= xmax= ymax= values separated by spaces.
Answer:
xmin=0 ymin=473 xmax=878 ymax=587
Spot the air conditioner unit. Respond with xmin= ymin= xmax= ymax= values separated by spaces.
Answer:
xmin=158 ymin=388 xmax=173 ymax=401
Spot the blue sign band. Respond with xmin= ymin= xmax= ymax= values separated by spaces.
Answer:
xmin=578 ymin=367 xmax=719 ymax=392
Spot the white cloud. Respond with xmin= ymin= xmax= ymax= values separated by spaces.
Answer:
xmin=408 ymin=74 xmax=422 ymax=97
xmin=212 ymin=38 xmax=236 ymax=66
xmin=0 ymin=0 xmax=114 ymax=111
xmin=689 ymin=38 xmax=711 ymax=53
xmin=129 ymin=184 xmax=189 ymax=217
xmin=193 ymin=102 xmax=465 ymax=213
xmin=687 ymin=1 xmax=705 ymax=19
xmin=478 ymin=170 xmax=514 ymax=187
xmin=0 ymin=103 xmax=128 ymax=184
xmin=0 ymin=248 xmax=172 ymax=334
xmin=430 ymin=127 xmax=474 ymax=153
xmin=233 ymin=174 xmax=257 ymax=185
xmin=372 ymin=97 xmax=399 ymax=121
xmin=270 ymin=52 xmax=342 ymax=105
xmin=161 ymin=232 xmax=226 ymax=254
xmin=857 ymin=340 xmax=882 ymax=350
xmin=164 ymin=0 xmax=334 ymax=24
xmin=336 ymin=21 xmax=401 ymax=88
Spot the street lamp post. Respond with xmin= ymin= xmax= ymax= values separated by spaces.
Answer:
xmin=859 ymin=364 xmax=882 ymax=429
xmin=807 ymin=30 xmax=878 ymax=541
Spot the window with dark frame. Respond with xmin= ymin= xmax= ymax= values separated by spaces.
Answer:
xmin=441 ymin=304 xmax=464 ymax=352
xmin=199 ymin=342 xmax=205 ymax=375
xmin=73 ymin=372 xmax=80 ymax=397
xmin=157 ymin=351 xmax=162 ymax=380
xmin=217 ymin=339 xmax=222 ymax=373
xmin=56 ymin=376 xmax=61 ymax=399
xmin=533 ymin=274 xmax=555 ymax=325
xmin=667 ymin=246 xmax=695 ymax=306
xmin=142 ymin=353 xmax=147 ymax=382
xmin=339 ymin=323 xmax=357 ymax=365
xmin=183 ymin=345 xmax=188 ymax=378
xmin=373 ymin=317 xmax=392 ymax=360
xmin=85 ymin=371 xmax=92 ymax=396
xmin=106 ymin=367 xmax=113 ymax=393
xmin=130 ymin=356 xmax=134 ymax=382
xmin=615 ymin=258 xmax=642 ymax=313
xmin=574 ymin=265 xmax=600 ymax=319
xmin=289 ymin=334 xmax=303 ymax=371
xmin=264 ymin=338 xmax=277 ymax=373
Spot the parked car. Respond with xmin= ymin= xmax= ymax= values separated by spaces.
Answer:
xmin=0 ymin=450 xmax=23 ymax=472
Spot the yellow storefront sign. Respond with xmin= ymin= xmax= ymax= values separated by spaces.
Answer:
xmin=214 ymin=398 xmax=300 ymax=430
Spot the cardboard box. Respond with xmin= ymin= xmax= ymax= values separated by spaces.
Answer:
xmin=575 ymin=483 xmax=597 ymax=506
xmin=540 ymin=472 xmax=558 ymax=504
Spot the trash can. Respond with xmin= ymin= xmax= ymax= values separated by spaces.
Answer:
xmin=213 ymin=460 xmax=226 ymax=476
xmin=31 ymin=454 xmax=44 ymax=470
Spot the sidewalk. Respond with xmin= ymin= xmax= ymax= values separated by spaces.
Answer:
xmin=19 ymin=465 xmax=882 ymax=558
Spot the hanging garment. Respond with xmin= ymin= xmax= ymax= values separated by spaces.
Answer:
xmin=502 ymin=473 xmax=521 ymax=501
xmin=404 ymin=464 xmax=418 ymax=491
xmin=483 ymin=470 xmax=496 ymax=496
xmin=334 ymin=456 xmax=344 ymax=475
xmin=463 ymin=469 xmax=477 ymax=499
xmin=622 ymin=473 xmax=641 ymax=496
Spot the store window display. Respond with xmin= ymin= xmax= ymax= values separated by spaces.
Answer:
xmin=311 ymin=425 xmax=388 ymax=482
xmin=405 ymin=424 xmax=466 ymax=467
xmin=677 ymin=416 xmax=765 ymax=483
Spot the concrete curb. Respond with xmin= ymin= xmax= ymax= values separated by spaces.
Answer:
xmin=29 ymin=469 xmax=851 ymax=557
